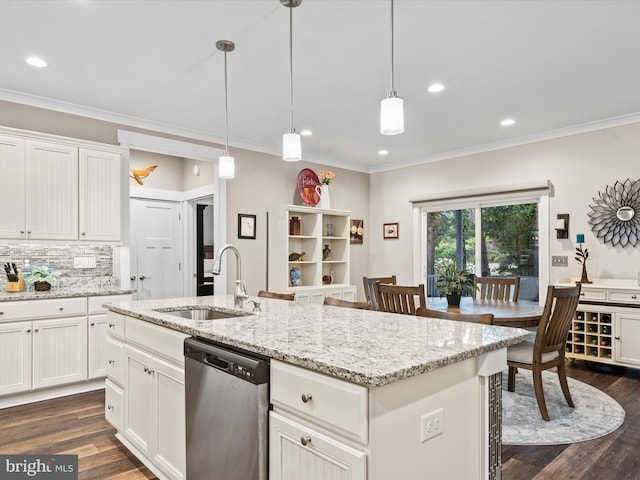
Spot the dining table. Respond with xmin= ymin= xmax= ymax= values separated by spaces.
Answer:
xmin=425 ymin=297 xmax=543 ymax=328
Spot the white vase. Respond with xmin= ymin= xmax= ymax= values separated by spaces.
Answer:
xmin=317 ymin=184 xmax=331 ymax=209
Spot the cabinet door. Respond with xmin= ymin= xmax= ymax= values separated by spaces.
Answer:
xmin=124 ymin=345 xmax=155 ymax=456
xmin=25 ymin=140 xmax=78 ymax=240
xmin=0 ymin=321 xmax=32 ymax=395
xmin=0 ymin=135 xmax=26 ymax=239
xmin=270 ymin=412 xmax=366 ymax=480
xmin=88 ymin=314 xmax=107 ymax=379
xmin=32 ymin=317 xmax=88 ymax=389
xmin=154 ymin=357 xmax=186 ymax=480
xmin=79 ymin=148 xmax=121 ymax=241
xmin=615 ymin=312 xmax=640 ymax=366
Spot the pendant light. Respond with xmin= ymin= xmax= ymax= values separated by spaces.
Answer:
xmin=216 ymin=40 xmax=235 ymax=179
xmin=380 ymin=0 xmax=404 ymax=135
xmin=281 ymin=0 xmax=302 ymax=161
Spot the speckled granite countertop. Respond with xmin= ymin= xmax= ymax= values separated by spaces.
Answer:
xmin=106 ymin=295 xmax=530 ymax=387
xmin=0 ymin=288 xmax=135 ymax=302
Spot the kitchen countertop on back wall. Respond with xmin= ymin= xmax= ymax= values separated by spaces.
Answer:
xmin=0 ymin=287 xmax=135 ymax=302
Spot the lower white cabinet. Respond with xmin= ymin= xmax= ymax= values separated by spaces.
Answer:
xmin=0 ymin=316 xmax=87 ymax=394
xmin=270 ymin=412 xmax=366 ymax=480
xmin=110 ymin=315 xmax=188 ymax=480
xmin=88 ymin=314 xmax=107 ymax=379
xmin=615 ymin=311 xmax=640 ymax=366
xmin=287 ymin=285 xmax=358 ymax=304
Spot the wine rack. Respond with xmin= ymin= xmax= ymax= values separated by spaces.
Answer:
xmin=566 ymin=309 xmax=613 ymax=361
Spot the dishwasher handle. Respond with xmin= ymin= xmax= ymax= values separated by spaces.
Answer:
xmin=204 ymin=354 xmax=230 ymax=371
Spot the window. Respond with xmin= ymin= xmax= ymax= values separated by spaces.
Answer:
xmin=412 ymin=181 xmax=550 ymax=302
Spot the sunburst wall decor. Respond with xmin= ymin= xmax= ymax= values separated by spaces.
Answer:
xmin=588 ymin=178 xmax=640 ymax=247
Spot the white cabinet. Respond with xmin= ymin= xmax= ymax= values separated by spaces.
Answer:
xmin=0 ymin=135 xmax=26 ymax=239
xmin=270 ymin=412 xmax=366 ymax=480
xmin=115 ymin=316 xmax=188 ymax=480
xmin=0 ymin=127 xmax=123 ymax=242
xmin=79 ymin=148 xmax=121 ymax=241
xmin=269 ymin=205 xmax=356 ymax=303
xmin=614 ymin=311 xmax=640 ymax=366
xmin=88 ymin=314 xmax=108 ymax=379
xmin=25 ymin=140 xmax=79 ymax=240
xmin=0 ymin=321 xmax=32 ymax=395
xmin=32 ymin=316 xmax=87 ymax=389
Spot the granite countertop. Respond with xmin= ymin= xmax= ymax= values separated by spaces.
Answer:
xmin=106 ymin=295 xmax=530 ymax=388
xmin=0 ymin=287 xmax=135 ymax=302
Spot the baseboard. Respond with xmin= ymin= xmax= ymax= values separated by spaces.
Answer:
xmin=0 ymin=378 xmax=105 ymax=409
xmin=115 ymin=433 xmax=172 ymax=480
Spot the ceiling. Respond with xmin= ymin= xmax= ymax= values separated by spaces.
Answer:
xmin=1 ymin=0 xmax=640 ymax=173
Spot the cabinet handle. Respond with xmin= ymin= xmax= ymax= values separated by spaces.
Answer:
xmin=90 ymin=322 xmax=95 ymax=326
xmin=130 ymin=276 xmax=136 ymax=281
xmin=615 ymin=336 xmax=621 ymax=340
xmin=107 ymin=405 xmax=114 ymax=410
xmin=59 ymin=307 xmax=64 ymax=311
xmin=108 ymin=323 xmax=115 ymax=328
xmin=81 ymin=232 xmax=86 ymax=236
xmin=0 ymin=312 xmax=3 ymax=315
xmin=301 ymin=393 xmax=313 ymax=403
xmin=27 ymin=329 xmax=31 ymax=333
xmin=143 ymin=366 xmax=154 ymax=374
xmin=27 ymin=231 xmax=31 ymax=234
xmin=139 ymin=275 xmax=148 ymax=280
xmin=580 ymin=292 xmax=585 ymax=296
xmin=34 ymin=329 xmax=39 ymax=332
xmin=300 ymin=436 xmax=312 ymax=446
xmin=20 ymin=230 xmax=24 ymax=234
xmin=108 ymin=360 xmax=115 ymax=365
xmin=632 ymin=295 xmax=637 ymax=299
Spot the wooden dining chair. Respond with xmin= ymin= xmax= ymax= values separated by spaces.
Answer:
xmin=415 ymin=307 xmax=494 ymax=324
xmin=323 ymin=297 xmax=371 ymax=310
xmin=506 ymin=284 xmax=581 ymax=421
xmin=474 ymin=276 xmax=520 ymax=301
xmin=377 ymin=284 xmax=426 ymax=315
xmin=363 ymin=275 xmax=397 ymax=311
xmin=257 ymin=290 xmax=295 ymax=301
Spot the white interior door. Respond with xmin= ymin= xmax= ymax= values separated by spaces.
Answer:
xmin=131 ymin=199 xmax=182 ymax=300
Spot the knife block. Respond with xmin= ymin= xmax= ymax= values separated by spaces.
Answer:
xmin=6 ymin=272 xmax=26 ymax=292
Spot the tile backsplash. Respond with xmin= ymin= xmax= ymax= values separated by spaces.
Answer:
xmin=0 ymin=243 xmax=119 ymax=290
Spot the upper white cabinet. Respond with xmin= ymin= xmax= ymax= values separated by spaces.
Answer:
xmin=79 ymin=148 xmax=121 ymax=241
xmin=26 ymin=140 xmax=79 ymax=240
xmin=0 ymin=135 xmax=26 ymax=239
xmin=0 ymin=127 xmax=123 ymax=242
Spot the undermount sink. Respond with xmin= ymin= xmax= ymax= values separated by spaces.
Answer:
xmin=154 ymin=307 xmax=250 ymax=321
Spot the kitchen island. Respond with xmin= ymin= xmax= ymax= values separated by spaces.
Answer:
xmin=105 ymin=295 xmax=530 ymax=480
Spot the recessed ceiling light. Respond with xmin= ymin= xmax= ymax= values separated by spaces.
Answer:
xmin=500 ymin=118 xmax=516 ymax=127
xmin=428 ymin=83 xmax=445 ymax=93
xmin=300 ymin=130 xmax=312 ymax=136
xmin=378 ymin=149 xmax=389 ymax=156
xmin=25 ymin=56 xmax=47 ymax=68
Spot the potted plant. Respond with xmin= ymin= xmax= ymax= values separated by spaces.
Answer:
xmin=26 ymin=266 xmax=60 ymax=291
xmin=435 ymin=261 xmax=477 ymax=306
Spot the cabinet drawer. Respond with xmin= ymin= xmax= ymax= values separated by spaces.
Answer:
xmin=106 ymin=336 xmax=124 ymax=386
xmin=271 ymin=360 xmax=368 ymax=443
xmin=608 ymin=290 xmax=640 ymax=305
xmin=88 ymin=294 xmax=132 ymax=314
xmin=106 ymin=312 xmax=125 ymax=340
xmin=579 ymin=288 xmax=606 ymax=301
xmin=126 ymin=317 xmax=189 ymax=365
xmin=105 ymin=379 xmax=124 ymax=431
xmin=0 ymin=297 xmax=86 ymax=321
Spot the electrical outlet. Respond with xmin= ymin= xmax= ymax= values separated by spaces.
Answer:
xmin=73 ymin=257 xmax=97 ymax=269
xmin=420 ymin=408 xmax=444 ymax=442
xmin=551 ymin=255 xmax=568 ymax=267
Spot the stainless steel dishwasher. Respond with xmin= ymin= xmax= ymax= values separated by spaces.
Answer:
xmin=184 ymin=337 xmax=269 ymax=480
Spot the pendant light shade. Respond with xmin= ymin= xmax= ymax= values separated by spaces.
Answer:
xmin=380 ymin=0 xmax=404 ymax=135
xmin=216 ymin=40 xmax=235 ymax=179
xmin=282 ymin=0 xmax=302 ymax=161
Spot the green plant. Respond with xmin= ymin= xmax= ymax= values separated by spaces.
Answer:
xmin=26 ymin=266 xmax=59 ymax=286
xmin=435 ymin=261 xmax=476 ymax=297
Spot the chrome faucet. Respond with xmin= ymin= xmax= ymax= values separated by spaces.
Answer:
xmin=211 ymin=244 xmax=249 ymax=309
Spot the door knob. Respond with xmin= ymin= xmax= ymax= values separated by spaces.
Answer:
xmin=300 ymin=436 xmax=312 ymax=446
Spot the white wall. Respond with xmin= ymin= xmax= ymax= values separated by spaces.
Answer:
xmin=370 ymin=122 xmax=640 ymax=286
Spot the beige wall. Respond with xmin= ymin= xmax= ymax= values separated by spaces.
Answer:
xmin=370 ymin=122 xmax=640 ymax=286
xmin=0 ymin=100 xmax=370 ymax=298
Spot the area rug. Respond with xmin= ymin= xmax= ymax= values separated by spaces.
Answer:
xmin=502 ymin=370 xmax=625 ymax=445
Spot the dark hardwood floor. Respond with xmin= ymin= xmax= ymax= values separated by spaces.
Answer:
xmin=502 ymin=360 xmax=640 ymax=480
xmin=0 ymin=389 xmax=156 ymax=480
xmin=0 ymin=361 xmax=638 ymax=480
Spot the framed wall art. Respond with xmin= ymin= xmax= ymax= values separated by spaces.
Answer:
xmin=383 ymin=222 xmax=399 ymax=239
xmin=350 ymin=219 xmax=364 ymax=244
xmin=238 ymin=214 xmax=257 ymax=239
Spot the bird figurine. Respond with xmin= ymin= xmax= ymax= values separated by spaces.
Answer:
xmin=288 ymin=252 xmax=306 ymax=261
xmin=129 ymin=165 xmax=157 ymax=185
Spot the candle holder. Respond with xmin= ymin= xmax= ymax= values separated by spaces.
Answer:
xmin=575 ymin=241 xmax=592 ymax=284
